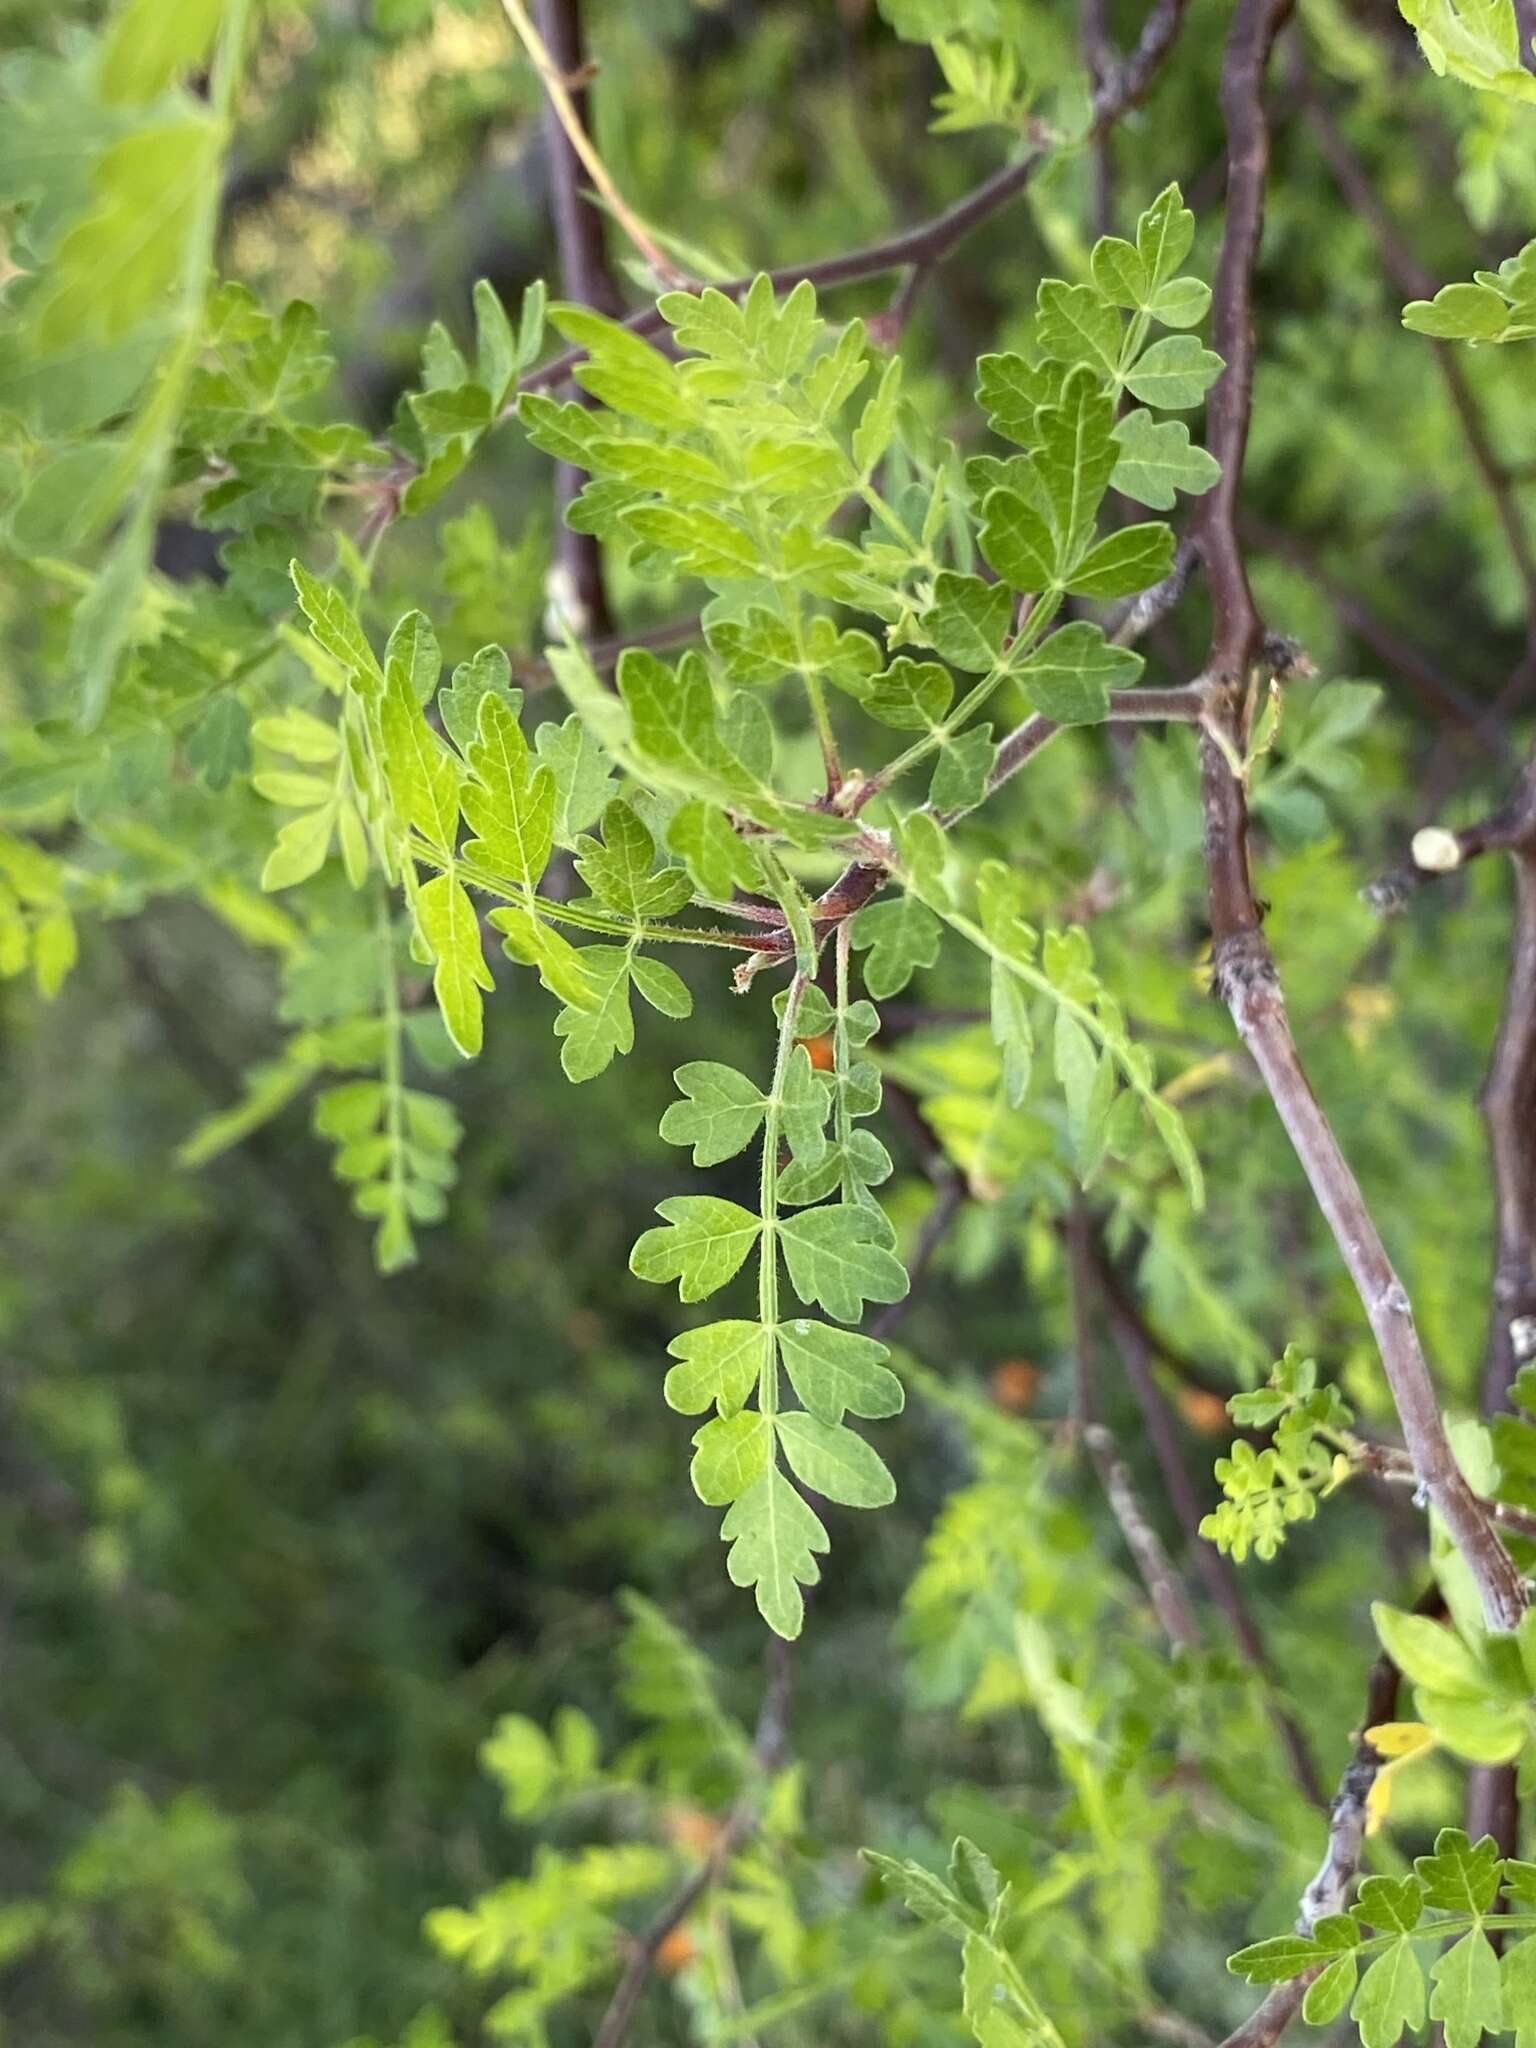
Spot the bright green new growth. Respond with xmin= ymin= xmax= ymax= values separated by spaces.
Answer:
xmin=1229 ymin=1828 xmax=1536 ymax=2048
xmin=168 ymin=188 xmax=1219 ymax=1637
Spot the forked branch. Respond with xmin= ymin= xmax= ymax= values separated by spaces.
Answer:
xmin=1193 ymin=0 xmax=1526 ymax=1631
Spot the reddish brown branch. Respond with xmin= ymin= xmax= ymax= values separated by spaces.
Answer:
xmin=513 ymin=0 xmax=1192 ymax=401
xmin=1482 ymin=768 xmax=1536 ymax=1410
xmin=1194 ymin=0 xmax=1525 ymax=1631
xmin=534 ymin=0 xmax=620 ymax=637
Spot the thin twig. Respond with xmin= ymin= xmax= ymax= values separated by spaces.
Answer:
xmin=1300 ymin=79 xmax=1536 ymax=639
xmin=498 ymin=0 xmax=688 ymax=288
xmin=511 ymin=0 xmax=1193 ymax=402
xmin=592 ymin=1635 xmax=794 ymax=2048
xmin=1087 ymin=1232 xmax=1326 ymax=1807
xmin=1193 ymin=0 xmax=1525 ymax=1632
xmin=532 ymin=0 xmax=622 ymax=639
xmin=1083 ymin=1423 xmax=1204 ymax=1651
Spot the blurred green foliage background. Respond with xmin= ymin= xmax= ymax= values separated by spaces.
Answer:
xmin=3 ymin=1 xmax=1536 ymax=2044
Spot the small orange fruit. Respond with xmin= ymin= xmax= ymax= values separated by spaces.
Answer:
xmin=990 ymin=1360 xmax=1040 ymax=1410
xmin=1176 ymin=1386 xmax=1232 ymax=1436
xmin=656 ymin=1927 xmax=697 ymax=1974
xmin=798 ymin=1034 xmax=836 ymax=1072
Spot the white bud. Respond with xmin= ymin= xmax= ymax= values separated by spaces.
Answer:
xmin=542 ymin=561 xmax=588 ymax=642
xmin=1411 ymin=826 xmax=1462 ymax=873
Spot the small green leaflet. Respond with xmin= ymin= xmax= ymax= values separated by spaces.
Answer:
xmin=853 ymin=656 xmax=954 ymax=730
xmin=1065 ymin=523 xmax=1175 ymax=600
xmin=660 ymin=1062 xmax=766 ymax=1167
xmin=490 ymin=905 xmax=596 ymax=1011
xmin=1121 ymin=336 xmax=1222 ymax=410
xmin=1014 ymin=622 xmax=1141 ymax=724
xmin=415 ymin=873 xmax=492 ymax=1059
xmin=290 ymin=561 xmax=383 ymax=690
xmin=1035 ymin=280 xmax=1121 ymax=378
xmin=851 ymin=894 xmax=942 ymax=997
xmin=462 ymin=691 xmax=555 ymax=891
xmin=690 ymin=1410 xmax=772 ymax=1504
xmin=777 ymin=1319 xmax=903 ymax=1423
xmin=1110 ymin=410 xmax=1221 ymax=510
xmin=664 ymin=1320 xmax=770 ymax=1418
xmin=1353 ymin=1943 xmax=1426 ymax=2048
xmin=574 ymin=799 xmax=692 ymax=917
xmin=439 ymin=645 xmax=520 ymax=754
xmin=534 ymin=713 xmax=617 ymax=844
xmin=925 ymin=570 xmax=1011 ymax=672
xmin=930 ymin=725 xmax=996 ymax=813
xmin=666 ymin=798 xmax=762 ymax=899
xmin=776 ymin=1411 xmax=895 ymax=1507
xmin=631 ymin=1195 xmax=762 ymax=1300
xmin=551 ymin=943 xmax=689 ymax=1082
xmin=720 ymin=1466 xmax=828 ymax=1640
xmin=777 ymin=1203 xmax=908 ymax=1323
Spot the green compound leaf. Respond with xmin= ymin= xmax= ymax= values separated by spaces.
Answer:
xmin=663 ymin=1320 xmax=771 ymax=1418
xmin=776 ymin=1410 xmax=895 ymax=1507
xmin=659 ymin=1061 xmax=766 ymax=1167
xmin=720 ymin=1466 xmax=828 ymax=1640
xmin=631 ymin=1195 xmax=762 ymax=1301
xmin=778 ymin=1202 xmax=909 ymax=1323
